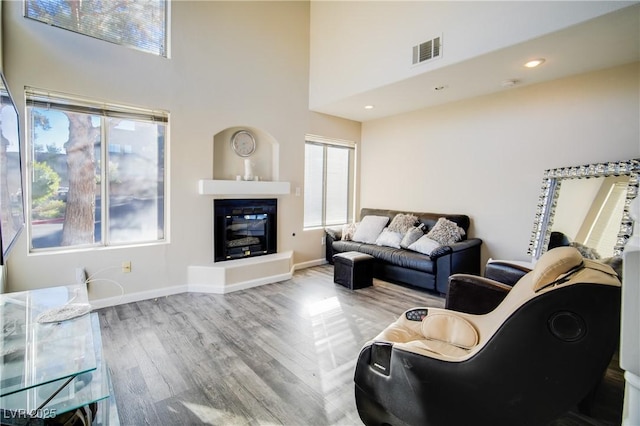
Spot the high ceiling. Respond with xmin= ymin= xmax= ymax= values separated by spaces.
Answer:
xmin=311 ymin=4 xmax=640 ymax=122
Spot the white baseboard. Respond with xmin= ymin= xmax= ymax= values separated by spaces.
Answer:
xmin=188 ymin=271 xmax=293 ymax=294
xmin=293 ymin=258 xmax=327 ymax=271
xmin=89 ymin=284 xmax=187 ymax=310
xmin=89 ymin=257 xmax=328 ymax=308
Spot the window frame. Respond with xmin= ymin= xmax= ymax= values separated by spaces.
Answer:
xmin=25 ymin=88 xmax=169 ymax=254
xmin=303 ymin=134 xmax=356 ymax=229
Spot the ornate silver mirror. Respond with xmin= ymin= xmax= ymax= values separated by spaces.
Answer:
xmin=529 ymin=158 xmax=640 ymax=259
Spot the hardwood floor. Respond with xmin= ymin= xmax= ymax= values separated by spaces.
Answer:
xmin=97 ymin=265 xmax=623 ymax=426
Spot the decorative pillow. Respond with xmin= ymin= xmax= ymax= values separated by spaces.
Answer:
xmin=375 ymin=228 xmax=403 ymax=249
xmin=341 ymin=222 xmax=358 ymax=241
xmin=388 ymin=213 xmax=419 ymax=234
xmin=408 ymin=236 xmax=441 ymax=256
xmin=400 ymin=225 xmax=425 ymax=249
xmin=425 ymin=217 xmax=466 ymax=246
xmin=352 ymin=215 xmax=389 ymax=244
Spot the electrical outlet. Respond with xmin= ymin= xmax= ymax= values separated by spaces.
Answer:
xmin=122 ymin=261 xmax=132 ymax=273
xmin=321 ymin=236 xmax=325 ymax=246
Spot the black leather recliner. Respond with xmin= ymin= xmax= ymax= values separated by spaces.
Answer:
xmin=354 ymin=247 xmax=621 ymax=426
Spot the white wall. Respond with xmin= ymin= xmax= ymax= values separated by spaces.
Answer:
xmin=3 ymin=1 xmax=360 ymax=299
xmin=360 ymin=62 xmax=640 ymax=265
xmin=309 ymin=1 xmax=632 ymax=109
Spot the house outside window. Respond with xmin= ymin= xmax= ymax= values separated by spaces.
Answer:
xmin=26 ymin=88 xmax=168 ymax=252
xmin=304 ymin=135 xmax=355 ymax=229
xmin=24 ymin=0 xmax=169 ymax=57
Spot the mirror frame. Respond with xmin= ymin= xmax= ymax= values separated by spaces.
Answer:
xmin=0 ymin=71 xmax=25 ymax=265
xmin=528 ymin=158 xmax=640 ymax=259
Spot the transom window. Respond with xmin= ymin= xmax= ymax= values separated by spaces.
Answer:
xmin=304 ymin=135 xmax=356 ymax=228
xmin=24 ymin=0 xmax=169 ymax=57
xmin=26 ymin=88 xmax=168 ymax=252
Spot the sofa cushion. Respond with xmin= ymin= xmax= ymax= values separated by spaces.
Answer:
xmin=352 ymin=215 xmax=389 ymax=244
xmin=333 ymin=240 xmax=366 ymax=253
xmin=332 ymin=240 xmax=435 ymax=274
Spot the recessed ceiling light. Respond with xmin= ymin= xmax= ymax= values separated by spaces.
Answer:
xmin=364 ymin=105 xmax=374 ymax=110
xmin=524 ymin=58 xmax=545 ymax=68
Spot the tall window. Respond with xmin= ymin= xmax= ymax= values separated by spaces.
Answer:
xmin=304 ymin=135 xmax=355 ymax=228
xmin=26 ymin=88 xmax=168 ymax=251
xmin=25 ymin=0 xmax=169 ymax=57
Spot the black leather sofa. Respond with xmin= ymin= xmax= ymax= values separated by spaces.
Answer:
xmin=325 ymin=208 xmax=482 ymax=295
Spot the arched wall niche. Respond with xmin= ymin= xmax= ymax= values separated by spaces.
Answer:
xmin=213 ymin=126 xmax=280 ymax=182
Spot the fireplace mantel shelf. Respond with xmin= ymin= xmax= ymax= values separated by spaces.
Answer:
xmin=198 ymin=179 xmax=291 ymax=195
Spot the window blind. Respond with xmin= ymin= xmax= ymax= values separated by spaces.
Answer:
xmin=24 ymin=0 xmax=168 ymax=57
xmin=304 ymin=135 xmax=356 ymax=228
xmin=25 ymin=88 xmax=169 ymax=123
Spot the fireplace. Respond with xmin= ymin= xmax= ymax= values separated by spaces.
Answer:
xmin=214 ymin=199 xmax=277 ymax=262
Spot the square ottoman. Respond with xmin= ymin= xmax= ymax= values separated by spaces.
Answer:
xmin=333 ymin=251 xmax=374 ymax=290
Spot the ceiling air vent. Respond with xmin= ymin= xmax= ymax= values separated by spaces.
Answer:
xmin=412 ymin=36 xmax=442 ymax=65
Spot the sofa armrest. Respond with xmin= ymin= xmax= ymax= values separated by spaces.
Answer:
xmin=429 ymin=238 xmax=482 ymax=260
xmin=325 ymin=225 xmax=342 ymax=241
xmin=445 ymin=274 xmax=511 ymax=314
xmin=434 ymin=238 xmax=483 ymax=295
xmin=325 ymin=230 xmax=340 ymax=263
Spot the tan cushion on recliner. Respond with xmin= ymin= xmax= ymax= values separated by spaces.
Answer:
xmin=421 ymin=312 xmax=479 ymax=349
xmin=531 ymin=247 xmax=584 ymax=292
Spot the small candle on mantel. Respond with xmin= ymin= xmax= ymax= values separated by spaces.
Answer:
xmin=243 ymin=158 xmax=254 ymax=181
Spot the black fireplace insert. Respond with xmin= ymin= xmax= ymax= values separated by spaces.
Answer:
xmin=214 ymin=199 xmax=277 ymax=262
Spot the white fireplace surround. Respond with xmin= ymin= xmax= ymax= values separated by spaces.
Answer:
xmin=190 ymin=126 xmax=293 ymax=292
xmin=198 ymin=179 xmax=291 ymax=195
xmin=187 ymin=251 xmax=294 ymax=294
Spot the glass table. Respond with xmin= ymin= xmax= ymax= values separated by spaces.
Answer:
xmin=0 ymin=285 xmax=114 ymax=424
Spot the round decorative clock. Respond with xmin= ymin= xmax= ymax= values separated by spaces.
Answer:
xmin=231 ymin=130 xmax=256 ymax=157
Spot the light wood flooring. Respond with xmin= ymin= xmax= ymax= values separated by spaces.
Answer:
xmin=97 ymin=265 xmax=623 ymax=426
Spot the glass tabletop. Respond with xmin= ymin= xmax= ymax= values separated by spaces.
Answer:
xmin=0 ymin=313 xmax=110 ymax=418
xmin=0 ymin=285 xmax=97 ymax=398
